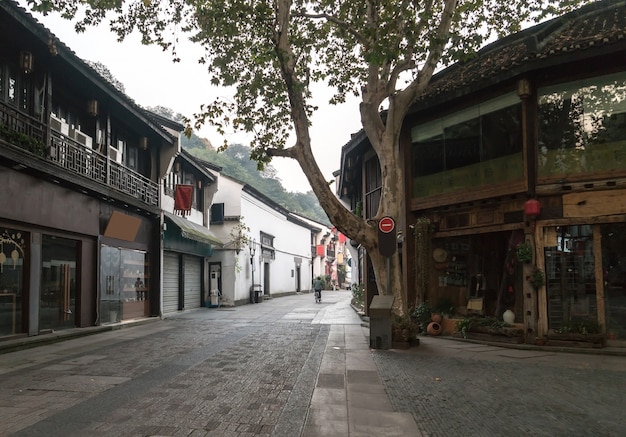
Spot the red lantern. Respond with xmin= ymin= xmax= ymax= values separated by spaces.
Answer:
xmin=524 ymin=199 xmax=541 ymax=219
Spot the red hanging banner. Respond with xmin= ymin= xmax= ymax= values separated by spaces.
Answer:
xmin=174 ymin=184 xmax=194 ymax=216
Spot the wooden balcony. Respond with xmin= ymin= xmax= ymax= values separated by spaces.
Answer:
xmin=0 ymin=102 xmax=159 ymax=207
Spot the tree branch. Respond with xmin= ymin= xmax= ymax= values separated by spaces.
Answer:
xmin=271 ymin=0 xmax=367 ymax=241
xmin=397 ymin=0 xmax=458 ymax=110
xmin=295 ymin=12 xmax=366 ymax=44
xmin=266 ymin=145 xmax=296 ymax=159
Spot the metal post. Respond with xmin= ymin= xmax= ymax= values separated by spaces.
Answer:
xmin=251 ymin=256 xmax=255 ymax=289
xmin=386 ymin=256 xmax=390 ymax=294
xmin=250 ymin=238 xmax=256 ymax=303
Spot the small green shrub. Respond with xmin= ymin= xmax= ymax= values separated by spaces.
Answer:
xmin=557 ymin=320 xmax=600 ymax=335
xmin=515 ymin=241 xmax=533 ymax=263
xmin=350 ymin=283 xmax=364 ymax=309
xmin=392 ymin=315 xmax=419 ymax=341
xmin=528 ymin=267 xmax=545 ymax=289
xmin=410 ymin=301 xmax=433 ymax=333
xmin=455 ymin=317 xmax=476 ymax=339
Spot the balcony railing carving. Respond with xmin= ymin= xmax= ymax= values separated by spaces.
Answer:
xmin=48 ymin=132 xmax=158 ymax=206
xmin=1 ymin=102 xmax=159 ymax=207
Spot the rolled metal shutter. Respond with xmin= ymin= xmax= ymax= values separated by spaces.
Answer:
xmin=183 ymin=255 xmax=202 ymax=310
xmin=163 ymin=252 xmax=180 ymax=314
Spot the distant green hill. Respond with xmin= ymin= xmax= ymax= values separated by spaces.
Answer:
xmin=182 ymin=135 xmax=331 ymax=226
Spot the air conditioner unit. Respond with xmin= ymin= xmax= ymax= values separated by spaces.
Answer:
xmin=72 ymin=129 xmax=93 ymax=149
xmin=108 ymin=146 xmax=123 ymax=164
xmin=96 ymin=129 xmax=105 ymax=146
xmin=50 ymin=114 xmax=69 ymax=136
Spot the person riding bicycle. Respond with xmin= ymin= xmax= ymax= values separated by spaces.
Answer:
xmin=313 ymin=276 xmax=324 ymax=303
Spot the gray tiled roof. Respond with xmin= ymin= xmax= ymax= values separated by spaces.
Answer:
xmin=417 ymin=0 xmax=625 ymax=104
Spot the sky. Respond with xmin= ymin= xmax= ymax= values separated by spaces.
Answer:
xmin=26 ymin=6 xmax=363 ymax=193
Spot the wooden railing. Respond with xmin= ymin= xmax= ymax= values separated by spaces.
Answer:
xmin=48 ymin=132 xmax=159 ymax=206
xmin=1 ymin=102 xmax=159 ymax=207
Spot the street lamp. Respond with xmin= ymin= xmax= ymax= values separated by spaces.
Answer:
xmin=249 ymin=238 xmax=257 ymax=303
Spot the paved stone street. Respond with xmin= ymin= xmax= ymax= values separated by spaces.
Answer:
xmin=375 ymin=338 xmax=626 ymax=436
xmin=0 ymin=290 xmax=624 ymax=436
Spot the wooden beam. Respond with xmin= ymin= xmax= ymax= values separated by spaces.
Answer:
xmin=563 ymin=189 xmax=626 ymax=218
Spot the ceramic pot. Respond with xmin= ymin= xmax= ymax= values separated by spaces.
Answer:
xmin=503 ymin=309 xmax=515 ymax=324
xmin=431 ymin=313 xmax=443 ymax=324
xmin=427 ymin=322 xmax=442 ymax=336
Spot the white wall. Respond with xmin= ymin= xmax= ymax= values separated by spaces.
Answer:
xmin=203 ymin=172 xmax=241 ymax=305
xmin=241 ymin=192 xmax=313 ymax=299
xmin=199 ymin=172 xmax=314 ymax=305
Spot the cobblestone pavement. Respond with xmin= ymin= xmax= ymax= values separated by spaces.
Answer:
xmin=1 ymin=291 xmax=625 ymax=437
xmin=0 ymin=293 xmax=334 ymax=437
xmin=373 ymin=337 xmax=626 ymax=437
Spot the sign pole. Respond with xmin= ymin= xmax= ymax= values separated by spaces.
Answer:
xmin=378 ymin=216 xmax=396 ymax=294
xmin=386 ymin=257 xmax=390 ymax=294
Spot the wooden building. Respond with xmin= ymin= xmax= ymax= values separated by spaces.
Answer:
xmin=338 ymin=0 xmax=626 ymax=346
xmin=0 ymin=0 xmax=178 ymax=338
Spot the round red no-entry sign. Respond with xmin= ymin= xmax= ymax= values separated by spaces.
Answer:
xmin=378 ymin=216 xmax=395 ymax=234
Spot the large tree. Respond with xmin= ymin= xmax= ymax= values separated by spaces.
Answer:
xmin=29 ymin=0 xmax=588 ymax=315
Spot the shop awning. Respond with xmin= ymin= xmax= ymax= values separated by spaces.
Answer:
xmin=164 ymin=212 xmax=223 ymax=246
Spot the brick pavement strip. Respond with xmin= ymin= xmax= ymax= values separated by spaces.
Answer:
xmin=373 ymin=342 xmax=626 ymax=437
xmin=0 ymin=312 xmax=327 ymax=437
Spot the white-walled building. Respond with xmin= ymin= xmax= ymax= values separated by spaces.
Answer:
xmin=292 ymin=214 xmax=331 ymax=284
xmin=294 ymin=213 xmax=353 ymax=290
xmin=198 ymin=163 xmax=317 ymax=306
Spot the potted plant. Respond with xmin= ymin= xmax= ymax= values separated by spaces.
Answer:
xmin=548 ymin=320 xmax=605 ymax=346
xmin=515 ymin=241 xmax=533 ymax=263
xmin=528 ymin=266 xmax=545 ymax=290
xmin=455 ymin=317 xmax=475 ymax=339
xmin=392 ymin=315 xmax=419 ymax=348
xmin=410 ymin=301 xmax=433 ymax=334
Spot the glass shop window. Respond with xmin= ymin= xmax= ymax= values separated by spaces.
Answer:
xmin=544 ymin=226 xmax=597 ymax=331
xmin=411 ymin=92 xmax=523 ymax=198
xmin=0 ymin=228 xmax=27 ymax=337
xmin=40 ymin=235 xmax=78 ymax=332
xmin=538 ymin=72 xmax=626 ymax=179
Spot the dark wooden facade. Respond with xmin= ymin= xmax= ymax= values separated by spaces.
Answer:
xmin=0 ymin=0 xmax=176 ymax=339
xmin=338 ymin=0 xmax=626 ymax=346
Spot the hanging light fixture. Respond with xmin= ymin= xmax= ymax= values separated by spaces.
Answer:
xmin=48 ymin=38 xmax=58 ymax=56
xmin=87 ymin=99 xmax=99 ymax=117
xmin=524 ymin=199 xmax=541 ymax=219
xmin=20 ymin=51 xmax=34 ymax=74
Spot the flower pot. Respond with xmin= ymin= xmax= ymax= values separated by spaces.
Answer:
xmin=427 ymin=322 xmax=442 ymax=336
xmin=431 ymin=313 xmax=443 ymax=324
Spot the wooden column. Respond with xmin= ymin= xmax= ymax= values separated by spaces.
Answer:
xmin=593 ymin=226 xmax=606 ymax=333
xmin=523 ymin=222 xmax=537 ymax=343
xmin=535 ymin=225 xmax=548 ymax=337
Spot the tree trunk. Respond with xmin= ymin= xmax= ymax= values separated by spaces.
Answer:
xmin=368 ymin=248 xmax=406 ymax=316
